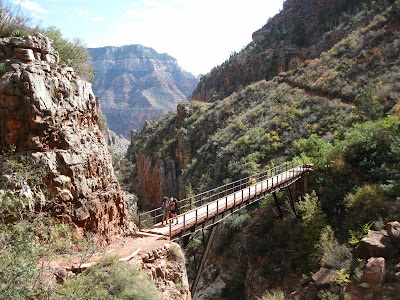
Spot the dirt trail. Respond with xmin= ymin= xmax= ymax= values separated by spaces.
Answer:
xmin=275 ymin=77 xmax=355 ymax=104
xmin=45 ymin=235 xmax=169 ymax=271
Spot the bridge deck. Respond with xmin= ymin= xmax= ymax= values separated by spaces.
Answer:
xmin=139 ymin=164 xmax=310 ymax=239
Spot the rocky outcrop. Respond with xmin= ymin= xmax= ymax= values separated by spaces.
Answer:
xmin=312 ymin=267 xmax=337 ymax=288
xmin=105 ymin=129 xmax=130 ymax=157
xmin=135 ymin=153 xmax=181 ymax=209
xmin=355 ymin=230 xmax=398 ymax=259
xmin=140 ymin=243 xmax=191 ymax=300
xmin=364 ymin=257 xmax=386 ymax=286
xmin=386 ymin=221 xmax=400 ymax=248
xmin=131 ymin=103 xmax=195 ymax=208
xmin=0 ymin=34 xmax=130 ymax=237
xmin=88 ymin=45 xmax=199 ymax=138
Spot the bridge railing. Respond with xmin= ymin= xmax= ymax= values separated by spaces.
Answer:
xmin=138 ymin=161 xmax=298 ymax=230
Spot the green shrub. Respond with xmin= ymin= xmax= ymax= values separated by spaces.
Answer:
xmin=297 ymin=191 xmax=327 ymax=246
xmin=0 ymin=63 xmax=6 ymax=76
xmin=335 ymin=269 xmax=351 ymax=290
xmin=220 ymin=272 xmax=246 ymax=300
xmin=355 ymin=85 xmax=384 ymax=120
xmin=0 ymin=150 xmax=48 ymax=222
xmin=168 ymin=243 xmax=184 ymax=261
xmin=320 ymin=291 xmax=340 ymax=300
xmin=214 ymin=211 xmax=250 ymax=255
xmin=97 ymin=113 xmax=108 ymax=133
xmin=345 ymin=184 xmax=385 ymax=225
xmin=0 ymin=221 xmax=40 ymax=299
xmin=0 ymin=1 xmax=31 ymax=37
xmin=293 ymin=134 xmax=333 ymax=167
xmin=12 ymin=29 xmax=25 ymax=37
xmin=41 ymin=26 xmax=94 ymax=81
xmin=289 ymin=57 xmax=301 ymax=70
xmin=348 ymin=222 xmax=372 ymax=246
xmin=259 ymin=290 xmax=285 ymax=300
xmin=54 ymin=256 xmax=161 ymax=300
xmin=317 ymin=226 xmax=352 ymax=270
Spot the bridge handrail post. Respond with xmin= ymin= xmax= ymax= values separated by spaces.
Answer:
xmin=217 ymin=200 xmax=219 ymax=215
xmin=234 ymin=192 xmax=236 ymax=208
xmin=225 ymin=196 xmax=227 ymax=211
xmin=195 ymin=209 xmax=198 ymax=225
xmin=261 ymin=180 xmax=263 ymax=195
xmin=139 ymin=215 xmax=142 ymax=231
xmin=153 ymin=210 xmax=156 ymax=225
xmin=169 ymin=220 xmax=172 ymax=239
xmin=207 ymin=204 xmax=209 ymax=219
xmin=183 ymin=214 xmax=186 ymax=232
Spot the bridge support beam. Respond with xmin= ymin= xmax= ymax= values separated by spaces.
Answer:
xmin=286 ymin=187 xmax=299 ymax=219
xmin=190 ymin=224 xmax=218 ymax=296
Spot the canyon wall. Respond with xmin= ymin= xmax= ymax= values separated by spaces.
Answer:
xmin=88 ymin=45 xmax=199 ymax=138
xmin=0 ymin=34 xmax=130 ymax=238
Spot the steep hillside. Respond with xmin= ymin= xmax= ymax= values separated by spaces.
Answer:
xmin=130 ymin=1 xmax=400 ymax=298
xmin=88 ymin=45 xmax=199 ymax=138
xmin=192 ymin=0 xmax=393 ymax=102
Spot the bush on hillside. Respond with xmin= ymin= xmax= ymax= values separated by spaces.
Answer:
xmin=260 ymin=290 xmax=286 ymax=300
xmin=0 ymin=1 xmax=31 ymax=37
xmin=355 ymin=84 xmax=384 ymax=120
xmin=297 ymin=191 xmax=327 ymax=266
xmin=54 ymin=256 xmax=161 ymax=300
xmin=0 ymin=148 xmax=48 ymax=222
xmin=341 ymin=116 xmax=400 ymax=183
xmin=0 ymin=222 xmax=40 ymax=299
xmin=41 ymin=26 xmax=95 ymax=81
xmin=214 ymin=210 xmax=250 ymax=256
xmin=344 ymin=184 xmax=385 ymax=226
xmin=288 ymin=57 xmax=301 ymax=70
xmin=317 ymin=226 xmax=352 ymax=271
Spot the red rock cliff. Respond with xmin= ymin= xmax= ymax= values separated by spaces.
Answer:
xmin=0 ymin=34 xmax=130 ymax=238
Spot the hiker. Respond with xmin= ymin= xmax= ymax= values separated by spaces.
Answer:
xmin=161 ymin=196 xmax=170 ymax=225
xmin=169 ymin=197 xmax=179 ymax=225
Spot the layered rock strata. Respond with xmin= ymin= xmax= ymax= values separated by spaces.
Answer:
xmin=0 ymin=34 xmax=129 ymax=237
xmin=88 ymin=45 xmax=199 ymax=138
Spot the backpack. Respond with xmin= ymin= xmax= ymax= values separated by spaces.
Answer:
xmin=173 ymin=198 xmax=179 ymax=211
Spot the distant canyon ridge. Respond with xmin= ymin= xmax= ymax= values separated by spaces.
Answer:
xmin=88 ymin=45 xmax=199 ymax=138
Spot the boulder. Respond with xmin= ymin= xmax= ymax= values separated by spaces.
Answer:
xmin=386 ymin=221 xmax=400 ymax=248
xmin=395 ymin=262 xmax=400 ymax=272
xmin=364 ymin=257 xmax=385 ymax=286
xmin=355 ymin=230 xmax=398 ymax=259
xmin=312 ymin=267 xmax=337 ymax=288
xmin=304 ymin=282 xmax=318 ymax=300
xmin=14 ymin=48 xmax=35 ymax=61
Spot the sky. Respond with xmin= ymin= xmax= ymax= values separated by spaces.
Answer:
xmin=6 ymin=0 xmax=283 ymax=75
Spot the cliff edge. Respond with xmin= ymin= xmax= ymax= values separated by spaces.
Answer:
xmin=0 ymin=33 xmax=131 ymax=238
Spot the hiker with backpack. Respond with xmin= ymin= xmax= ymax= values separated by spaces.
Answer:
xmin=161 ymin=196 xmax=170 ymax=225
xmin=169 ymin=197 xmax=179 ymax=225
